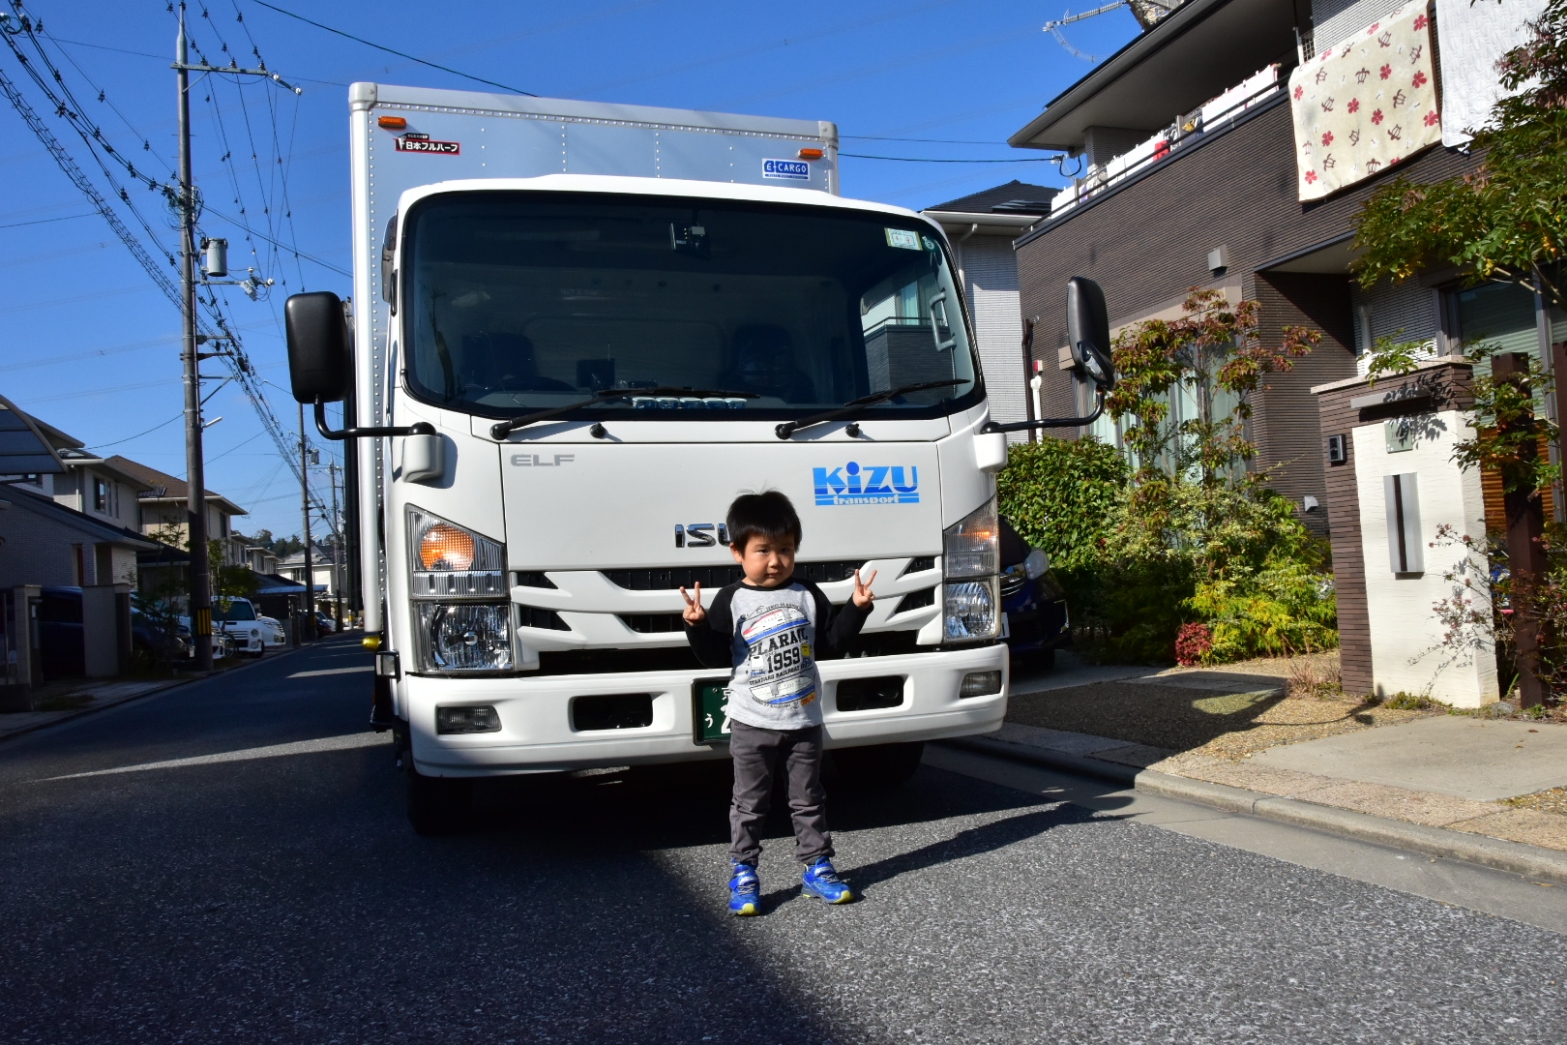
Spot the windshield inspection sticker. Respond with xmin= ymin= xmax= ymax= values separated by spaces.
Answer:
xmin=395 ymin=136 xmax=460 ymax=155
xmin=762 ymin=158 xmax=810 ymax=181
xmin=814 ymin=462 xmax=919 ymax=506
xmin=885 ymin=228 xmax=921 ymax=250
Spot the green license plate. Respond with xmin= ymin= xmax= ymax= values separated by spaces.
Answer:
xmin=693 ymin=678 xmax=732 ymax=744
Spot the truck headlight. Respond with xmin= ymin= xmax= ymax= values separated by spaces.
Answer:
xmin=407 ymin=507 xmax=515 ymax=673
xmin=943 ymin=498 xmax=1000 ymax=642
xmin=944 ymin=579 xmax=1000 ymax=642
xmin=416 ymin=602 xmax=514 ymax=672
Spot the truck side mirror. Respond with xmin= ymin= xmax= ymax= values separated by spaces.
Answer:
xmin=285 ymin=291 xmax=351 ymax=404
xmin=1066 ymin=276 xmax=1114 ymax=392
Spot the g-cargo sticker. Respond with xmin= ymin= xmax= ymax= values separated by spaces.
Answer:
xmin=885 ymin=228 xmax=921 ymax=250
xmin=395 ymin=136 xmax=460 ymax=155
xmin=813 ymin=462 xmax=920 ymax=506
xmin=762 ymin=158 xmax=810 ymax=181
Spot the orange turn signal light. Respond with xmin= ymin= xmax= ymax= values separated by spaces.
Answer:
xmin=798 ymin=147 xmax=824 ymax=161
xmin=378 ymin=115 xmax=408 ymax=130
xmin=419 ymin=523 xmax=475 ymax=571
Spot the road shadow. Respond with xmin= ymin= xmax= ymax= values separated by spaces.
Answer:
xmin=757 ymin=801 xmax=1113 ymax=909
xmin=1004 ymin=672 xmax=1387 ymax=758
xmin=466 ymin=752 xmax=1061 ymax=857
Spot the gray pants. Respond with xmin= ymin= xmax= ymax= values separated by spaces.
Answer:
xmin=729 ymin=720 xmax=833 ymax=866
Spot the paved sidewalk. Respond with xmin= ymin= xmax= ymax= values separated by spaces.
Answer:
xmin=961 ymin=716 xmax=1567 ymax=883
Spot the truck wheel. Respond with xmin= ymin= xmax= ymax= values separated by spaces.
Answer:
xmin=832 ymin=742 xmax=924 ymax=789
xmin=406 ymin=766 xmax=472 ymax=835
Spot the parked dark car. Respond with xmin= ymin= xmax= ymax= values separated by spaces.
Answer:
xmin=130 ymin=607 xmax=190 ymax=661
xmin=999 ymin=519 xmax=1071 ymax=670
xmin=37 ymin=586 xmax=85 ymax=680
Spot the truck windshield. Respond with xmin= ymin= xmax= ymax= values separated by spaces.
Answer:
xmin=403 ymin=193 xmax=979 ymax=419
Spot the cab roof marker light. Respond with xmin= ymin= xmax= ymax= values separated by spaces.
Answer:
xmin=378 ymin=115 xmax=408 ymax=129
xmin=798 ymin=147 xmax=824 ymax=160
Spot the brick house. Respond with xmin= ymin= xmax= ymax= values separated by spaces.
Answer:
xmin=1005 ymin=0 xmax=1556 ymax=695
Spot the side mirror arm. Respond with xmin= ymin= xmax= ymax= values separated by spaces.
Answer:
xmin=981 ymin=389 xmax=1106 ymax=434
xmin=313 ymin=398 xmax=434 ymax=441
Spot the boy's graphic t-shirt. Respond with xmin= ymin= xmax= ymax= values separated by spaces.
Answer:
xmin=686 ymin=578 xmax=870 ymax=730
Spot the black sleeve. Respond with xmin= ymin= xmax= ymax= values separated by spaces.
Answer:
xmin=684 ymin=584 xmax=737 ymax=669
xmin=806 ymin=582 xmax=872 ymax=659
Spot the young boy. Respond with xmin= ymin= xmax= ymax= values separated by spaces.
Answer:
xmin=680 ymin=490 xmax=876 ymax=916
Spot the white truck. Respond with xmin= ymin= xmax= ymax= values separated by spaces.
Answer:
xmin=282 ymin=84 xmax=1113 ymax=833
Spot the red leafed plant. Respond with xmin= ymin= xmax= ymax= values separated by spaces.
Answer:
xmin=1175 ymin=622 xmax=1214 ymax=666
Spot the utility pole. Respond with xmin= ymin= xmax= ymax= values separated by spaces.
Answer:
xmin=299 ymin=401 xmax=314 ymax=642
xmin=176 ymin=10 xmax=213 ymax=671
xmin=329 ymin=458 xmax=343 ymax=630
xmin=171 ymin=5 xmax=300 ymax=665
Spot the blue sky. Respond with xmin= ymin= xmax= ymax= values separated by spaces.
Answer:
xmin=0 ymin=0 xmax=1138 ymax=538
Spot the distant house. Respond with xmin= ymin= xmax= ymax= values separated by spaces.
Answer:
xmin=104 ymin=456 xmax=248 ymax=559
xmin=922 ymin=181 xmax=1058 ymax=440
xmin=0 ymin=485 xmax=159 ymax=590
xmin=0 ymin=396 xmax=157 ymax=587
xmin=229 ymin=535 xmax=280 ymax=575
xmin=277 ymin=542 xmax=341 ymax=607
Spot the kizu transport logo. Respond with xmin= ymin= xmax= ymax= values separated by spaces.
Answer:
xmin=812 ymin=462 xmax=919 ymax=506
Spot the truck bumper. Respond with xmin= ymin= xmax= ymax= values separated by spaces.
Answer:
xmin=403 ymin=643 xmax=1007 ymax=776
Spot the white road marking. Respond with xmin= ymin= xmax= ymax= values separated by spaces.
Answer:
xmin=288 ymin=665 xmax=374 ymax=678
xmin=35 ymin=733 xmax=388 ymax=782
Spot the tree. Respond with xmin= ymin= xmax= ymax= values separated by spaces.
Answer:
xmin=1107 ymin=288 xmax=1321 ymax=488
xmin=1066 ymin=291 xmax=1333 ymax=663
xmin=1355 ymin=0 xmax=1567 ymax=309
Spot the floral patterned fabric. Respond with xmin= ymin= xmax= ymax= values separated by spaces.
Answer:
xmin=1289 ymin=0 xmax=1440 ymax=202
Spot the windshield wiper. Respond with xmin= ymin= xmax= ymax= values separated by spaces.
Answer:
xmin=774 ymin=379 xmax=968 ymax=440
xmin=489 ymin=387 xmax=759 ymax=439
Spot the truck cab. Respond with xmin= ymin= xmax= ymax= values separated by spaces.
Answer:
xmin=279 ymin=85 xmax=1105 ymax=831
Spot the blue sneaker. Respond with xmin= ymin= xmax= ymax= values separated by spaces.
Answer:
xmin=729 ymin=862 xmax=760 ymax=916
xmin=801 ymin=858 xmax=854 ymax=904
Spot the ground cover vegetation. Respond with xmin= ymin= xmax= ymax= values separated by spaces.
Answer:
xmin=999 ymin=290 xmax=1335 ymax=663
xmin=1354 ymin=0 xmax=1567 ymax=706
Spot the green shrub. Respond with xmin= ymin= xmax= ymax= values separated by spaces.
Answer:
xmin=997 ymin=436 xmax=1128 ymax=571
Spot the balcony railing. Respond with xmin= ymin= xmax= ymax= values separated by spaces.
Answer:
xmin=1050 ymin=64 xmax=1282 ymax=218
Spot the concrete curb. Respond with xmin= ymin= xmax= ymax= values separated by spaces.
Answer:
xmin=0 ymin=641 xmax=317 ymax=746
xmin=948 ymin=735 xmax=1567 ymax=886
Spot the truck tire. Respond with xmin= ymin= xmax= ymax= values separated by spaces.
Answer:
xmin=832 ymin=742 xmax=924 ymax=789
xmin=406 ymin=766 xmax=472 ymax=835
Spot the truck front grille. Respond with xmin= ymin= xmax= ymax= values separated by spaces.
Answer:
xmin=893 ymin=587 xmax=935 ymax=614
xmin=517 ymin=606 xmax=570 ymax=631
xmin=602 ymin=560 xmax=865 ymax=591
xmin=603 ymin=566 xmax=742 ymax=591
xmin=619 ymin=613 xmax=686 ymax=634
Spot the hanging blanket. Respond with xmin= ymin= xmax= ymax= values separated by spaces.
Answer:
xmin=1435 ymin=0 xmax=1544 ymax=147
xmin=1289 ymin=0 xmax=1440 ymax=202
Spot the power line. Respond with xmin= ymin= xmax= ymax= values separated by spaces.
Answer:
xmin=85 ymin=410 xmax=185 ymax=448
xmin=841 ymin=153 xmax=1060 ymax=163
xmin=0 ymin=210 xmax=93 ymax=228
xmin=250 ymin=0 xmax=538 ymax=96
xmin=0 ymin=5 xmax=310 ymax=498
xmin=843 ymin=135 xmax=1007 ymax=144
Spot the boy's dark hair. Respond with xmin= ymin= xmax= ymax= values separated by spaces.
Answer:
xmin=726 ymin=490 xmax=802 ymax=551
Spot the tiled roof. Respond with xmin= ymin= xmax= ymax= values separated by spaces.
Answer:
xmin=926 ymin=181 xmax=1060 ymax=215
xmin=4 ymin=485 xmax=161 ymax=549
xmin=106 ymin=455 xmax=247 ymax=514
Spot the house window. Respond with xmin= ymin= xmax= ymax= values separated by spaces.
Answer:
xmin=92 ymin=477 xmax=116 ymax=516
xmin=1449 ymin=281 xmax=1540 ymax=368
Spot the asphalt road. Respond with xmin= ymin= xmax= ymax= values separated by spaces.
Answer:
xmin=2 ymin=638 xmax=1565 ymax=1044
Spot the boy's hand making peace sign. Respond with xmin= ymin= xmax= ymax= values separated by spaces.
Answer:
xmin=851 ymin=569 xmax=877 ymax=608
xmin=680 ymin=582 xmax=706 ymax=625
